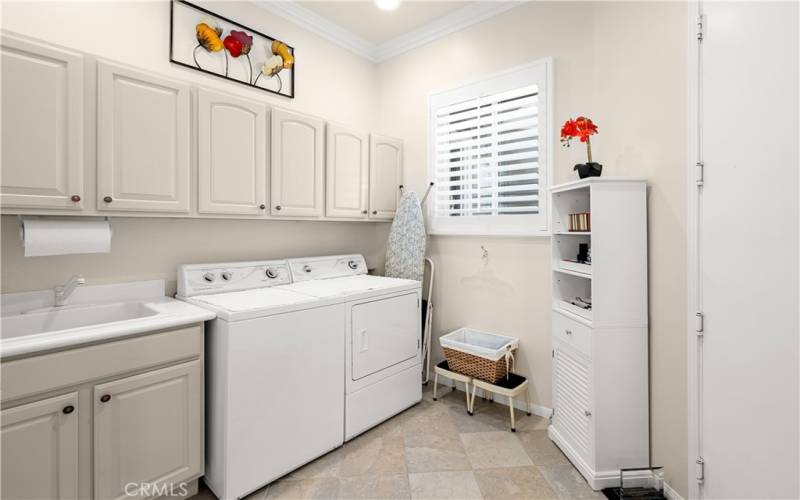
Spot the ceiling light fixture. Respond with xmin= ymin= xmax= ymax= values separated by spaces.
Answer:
xmin=374 ymin=0 xmax=400 ymax=11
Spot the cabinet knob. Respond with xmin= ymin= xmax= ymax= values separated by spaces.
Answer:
xmin=565 ymin=330 xmax=573 ymax=336
xmin=70 ymin=195 xmax=81 ymax=203
xmin=361 ymin=210 xmax=368 ymax=215
xmin=275 ymin=205 xmax=282 ymax=211
xmin=103 ymin=196 xmax=113 ymax=203
xmin=100 ymin=394 xmax=111 ymax=403
xmin=372 ymin=210 xmax=378 ymax=215
xmin=62 ymin=405 xmax=75 ymax=414
xmin=259 ymin=204 xmax=266 ymax=210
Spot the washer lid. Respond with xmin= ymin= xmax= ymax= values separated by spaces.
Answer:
xmin=284 ymin=275 xmax=419 ymax=298
xmin=192 ymin=287 xmax=318 ymax=314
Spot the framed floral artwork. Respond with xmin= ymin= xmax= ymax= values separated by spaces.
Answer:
xmin=170 ymin=0 xmax=295 ymax=98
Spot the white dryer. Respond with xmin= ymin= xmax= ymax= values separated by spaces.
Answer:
xmin=177 ymin=260 xmax=344 ymax=500
xmin=285 ymin=255 xmax=422 ymax=440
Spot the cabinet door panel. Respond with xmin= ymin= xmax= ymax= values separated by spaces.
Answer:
xmin=198 ymin=89 xmax=267 ymax=215
xmin=1 ymin=392 xmax=79 ymax=500
xmin=552 ymin=343 xmax=593 ymax=467
xmin=94 ymin=360 xmax=202 ymax=500
xmin=271 ymin=108 xmax=324 ymax=217
xmin=98 ymin=62 xmax=190 ymax=212
xmin=0 ymin=35 xmax=84 ymax=209
xmin=369 ymin=135 xmax=402 ymax=220
xmin=326 ymin=124 xmax=368 ymax=218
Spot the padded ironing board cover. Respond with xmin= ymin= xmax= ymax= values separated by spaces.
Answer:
xmin=385 ymin=191 xmax=427 ymax=282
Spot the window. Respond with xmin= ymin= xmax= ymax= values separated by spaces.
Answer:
xmin=427 ymin=58 xmax=552 ymax=236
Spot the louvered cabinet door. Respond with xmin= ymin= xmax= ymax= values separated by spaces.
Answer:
xmin=552 ymin=343 xmax=594 ymax=467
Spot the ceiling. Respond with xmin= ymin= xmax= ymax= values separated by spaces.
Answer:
xmin=256 ymin=1 xmax=520 ymax=62
xmin=299 ymin=1 xmax=472 ymax=45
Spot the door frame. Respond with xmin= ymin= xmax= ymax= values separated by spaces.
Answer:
xmin=686 ymin=2 xmax=701 ymax=500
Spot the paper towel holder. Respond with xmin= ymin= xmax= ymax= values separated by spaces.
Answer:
xmin=18 ymin=215 xmax=113 ymax=242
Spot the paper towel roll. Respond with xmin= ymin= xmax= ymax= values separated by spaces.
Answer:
xmin=21 ymin=218 xmax=112 ymax=257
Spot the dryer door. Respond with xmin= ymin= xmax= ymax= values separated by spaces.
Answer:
xmin=351 ymin=292 xmax=419 ymax=380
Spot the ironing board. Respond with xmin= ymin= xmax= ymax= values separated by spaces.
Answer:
xmin=385 ymin=191 xmax=426 ymax=282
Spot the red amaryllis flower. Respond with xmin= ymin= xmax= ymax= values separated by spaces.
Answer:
xmin=573 ymin=116 xmax=598 ymax=142
xmin=561 ymin=116 xmax=599 ymax=163
xmin=224 ymin=30 xmax=253 ymax=57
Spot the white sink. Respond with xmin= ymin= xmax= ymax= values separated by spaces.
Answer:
xmin=0 ymin=280 xmax=216 ymax=358
xmin=1 ymin=301 xmax=159 ymax=339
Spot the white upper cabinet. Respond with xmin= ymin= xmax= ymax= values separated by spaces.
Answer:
xmin=97 ymin=61 xmax=190 ymax=212
xmin=326 ymin=124 xmax=368 ymax=219
xmin=271 ymin=108 xmax=324 ymax=217
xmin=0 ymin=35 xmax=84 ymax=210
xmin=197 ymin=88 xmax=267 ymax=215
xmin=1 ymin=392 xmax=80 ymax=500
xmin=369 ymin=135 xmax=403 ymax=220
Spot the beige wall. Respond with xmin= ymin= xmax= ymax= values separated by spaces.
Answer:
xmin=376 ymin=2 xmax=688 ymax=495
xmin=1 ymin=1 xmax=688 ymax=495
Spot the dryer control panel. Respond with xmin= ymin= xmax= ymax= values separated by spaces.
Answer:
xmin=288 ymin=255 xmax=367 ymax=282
xmin=177 ymin=260 xmax=291 ymax=297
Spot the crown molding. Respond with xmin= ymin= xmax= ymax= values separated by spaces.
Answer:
xmin=375 ymin=2 xmax=522 ymax=61
xmin=255 ymin=1 xmax=379 ymax=61
xmin=253 ymin=1 xmax=523 ymax=63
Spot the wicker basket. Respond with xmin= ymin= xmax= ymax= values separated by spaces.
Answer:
xmin=440 ymin=328 xmax=519 ymax=383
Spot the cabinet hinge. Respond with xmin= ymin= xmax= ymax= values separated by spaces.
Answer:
xmin=696 ymin=457 xmax=705 ymax=483
xmin=697 ymin=14 xmax=704 ymax=42
xmin=695 ymin=312 xmax=704 ymax=336
xmin=696 ymin=161 xmax=704 ymax=186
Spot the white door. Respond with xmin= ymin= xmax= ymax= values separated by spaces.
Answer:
xmin=696 ymin=3 xmax=799 ymax=498
xmin=197 ymin=88 xmax=267 ymax=215
xmin=97 ymin=62 xmax=190 ymax=212
xmin=369 ymin=135 xmax=402 ymax=220
xmin=351 ymin=293 xmax=419 ymax=380
xmin=271 ymin=108 xmax=324 ymax=217
xmin=1 ymin=392 xmax=80 ymax=500
xmin=552 ymin=343 xmax=593 ymax=468
xmin=0 ymin=35 xmax=84 ymax=209
xmin=94 ymin=360 xmax=202 ymax=500
xmin=326 ymin=124 xmax=368 ymax=219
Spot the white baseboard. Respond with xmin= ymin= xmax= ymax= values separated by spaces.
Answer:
xmin=663 ymin=481 xmax=685 ymax=500
xmin=435 ymin=381 xmax=553 ymax=419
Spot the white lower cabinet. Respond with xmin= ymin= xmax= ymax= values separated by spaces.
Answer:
xmin=271 ymin=108 xmax=325 ymax=217
xmin=1 ymin=392 xmax=80 ymax=500
xmin=97 ymin=61 xmax=191 ymax=213
xmin=94 ymin=360 xmax=202 ymax=500
xmin=0 ymin=325 xmax=204 ymax=500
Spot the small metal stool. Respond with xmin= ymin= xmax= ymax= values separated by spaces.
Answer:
xmin=433 ymin=360 xmax=473 ymax=413
xmin=470 ymin=373 xmax=531 ymax=431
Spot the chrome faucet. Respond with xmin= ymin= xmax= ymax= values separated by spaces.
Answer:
xmin=54 ymin=275 xmax=86 ymax=307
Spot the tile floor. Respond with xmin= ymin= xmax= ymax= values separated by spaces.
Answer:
xmin=195 ymin=383 xmax=603 ymax=500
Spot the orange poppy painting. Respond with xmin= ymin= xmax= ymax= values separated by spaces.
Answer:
xmin=170 ymin=0 xmax=295 ymax=98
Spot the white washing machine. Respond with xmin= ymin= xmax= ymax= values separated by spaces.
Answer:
xmin=177 ymin=260 xmax=345 ymax=500
xmin=284 ymin=255 xmax=422 ymax=440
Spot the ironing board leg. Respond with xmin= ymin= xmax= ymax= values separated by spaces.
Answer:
xmin=509 ymin=397 xmax=516 ymax=432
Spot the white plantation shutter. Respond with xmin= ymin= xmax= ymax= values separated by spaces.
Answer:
xmin=428 ymin=60 xmax=551 ymax=236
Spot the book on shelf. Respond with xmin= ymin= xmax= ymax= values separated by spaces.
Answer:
xmin=568 ymin=212 xmax=591 ymax=232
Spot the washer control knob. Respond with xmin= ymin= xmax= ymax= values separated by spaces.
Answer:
xmin=265 ymin=268 xmax=278 ymax=279
xmin=348 ymin=260 xmax=358 ymax=270
xmin=203 ymin=272 xmax=215 ymax=283
xmin=221 ymin=271 xmax=232 ymax=281
xmin=302 ymin=265 xmax=312 ymax=273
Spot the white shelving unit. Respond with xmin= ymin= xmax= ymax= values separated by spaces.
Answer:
xmin=547 ymin=178 xmax=649 ymax=490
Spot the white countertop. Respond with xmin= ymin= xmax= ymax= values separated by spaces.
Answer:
xmin=1 ymin=280 xmax=215 ymax=359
